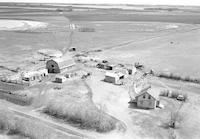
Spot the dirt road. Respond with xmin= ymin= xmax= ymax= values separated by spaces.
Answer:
xmin=9 ymin=107 xmax=89 ymax=139
xmin=0 ymin=99 xmax=93 ymax=139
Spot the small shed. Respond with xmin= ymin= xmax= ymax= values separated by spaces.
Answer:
xmin=135 ymin=87 xmax=160 ymax=109
xmin=37 ymin=68 xmax=48 ymax=77
xmin=69 ymin=47 xmax=76 ymax=52
xmin=104 ymin=71 xmax=124 ymax=85
xmin=127 ymin=66 xmax=137 ymax=75
xmin=22 ymin=71 xmax=42 ymax=85
xmin=65 ymin=72 xmax=77 ymax=78
xmin=97 ymin=63 xmax=115 ymax=70
xmin=46 ymin=56 xmax=75 ymax=73
xmin=55 ymin=75 xmax=67 ymax=83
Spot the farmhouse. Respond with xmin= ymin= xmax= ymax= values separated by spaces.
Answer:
xmin=46 ymin=56 xmax=75 ymax=73
xmin=104 ymin=71 xmax=124 ymax=85
xmin=135 ymin=87 xmax=160 ymax=109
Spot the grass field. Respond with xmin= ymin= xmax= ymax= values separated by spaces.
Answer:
xmin=1 ymin=4 xmax=200 ymax=77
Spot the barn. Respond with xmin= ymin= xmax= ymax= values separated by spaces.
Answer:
xmin=135 ymin=87 xmax=160 ymax=109
xmin=46 ymin=57 xmax=75 ymax=73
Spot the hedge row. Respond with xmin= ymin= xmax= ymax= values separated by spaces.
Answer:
xmin=155 ymin=72 xmax=200 ymax=84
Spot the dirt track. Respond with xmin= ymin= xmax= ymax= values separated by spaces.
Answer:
xmin=102 ymin=26 xmax=200 ymax=51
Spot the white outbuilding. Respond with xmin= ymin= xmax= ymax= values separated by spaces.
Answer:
xmin=104 ymin=71 xmax=124 ymax=85
xmin=55 ymin=75 xmax=67 ymax=83
xmin=21 ymin=68 xmax=48 ymax=85
xmin=37 ymin=68 xmax=48 ymax=77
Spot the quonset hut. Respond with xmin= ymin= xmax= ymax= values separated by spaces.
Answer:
xmin=46 ymin=56 xmax=75 ymax=74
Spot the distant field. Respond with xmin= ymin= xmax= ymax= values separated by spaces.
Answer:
xmin=71 ymin=21 xmax=195 ymax=51
xmin=0 ymin=14 xmax=70 ymax=75
xmin=98 ymin=26 xmax=200 ymax=77
xmin=66 ymin=10 xmax=200 ymax=24
xmin=0 ymin=4 xmax=200 ymax=78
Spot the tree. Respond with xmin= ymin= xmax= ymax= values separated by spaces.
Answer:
xmin=169 ymin=102 xmax=184 ymax=128
xmin=169 ymin=129 xmax=177 ymax=139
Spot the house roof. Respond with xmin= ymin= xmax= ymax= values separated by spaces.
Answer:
xmin=57 ymin=59 xmax=75 ymax=69
xmin=22 ymin=68 xmax=48 ymax=78
xmin=22 ymin=71 xmax=39 ymax=78
xmin=135 ymin=87 xmax=160 ymax=100
xmin=37 ymin=68 xmax=48 ymax=74
xmin=38 ymin=49 xmax=63 ymax=58
xmin=55 ymin=75 xmax=66 ymax=80
xmin=114 ymin=67 xmax=127 ymax=74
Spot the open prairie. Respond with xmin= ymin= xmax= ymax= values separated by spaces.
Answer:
xmin=0 ymin=3 xmax=200 ymax=139
xmin=1 ymin=4 xmax=200 ymax=76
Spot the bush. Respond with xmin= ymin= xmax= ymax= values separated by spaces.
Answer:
xmin=171 ymin=74 xmax=181 ymax=81
xmin=40 ymin=82 xmax=123 ymax=133
xmin=170 ymin=90 xmax=180 ymax=98
xmin=184 ymin=76 xmax=191 ymax=82
xmin=160 ymin=89 xmax=188 ymax=101
xmin=0 ymin=108 xmax=71 ymax=139
xmin=43 ymin=98 xmax=118 ymax=132
xmin=160 ymin=90 xmax=170 ymax=97
xmin=157 ymin=71 xmax=200 ymax=84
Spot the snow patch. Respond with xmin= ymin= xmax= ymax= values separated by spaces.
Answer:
xmin=15 ymin=45 xmax=32 ymax=51
xmin=0 ymin=19 xmax=47 ymax=31
xmin=165 ymin=24 xmax=179 ymax=29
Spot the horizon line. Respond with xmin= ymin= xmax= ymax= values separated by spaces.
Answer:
xmin=0 ymin=1 xmax=199 ymax=7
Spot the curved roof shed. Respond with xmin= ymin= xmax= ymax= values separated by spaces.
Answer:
xmin=46 ymin=56 xmax=75 ymax=73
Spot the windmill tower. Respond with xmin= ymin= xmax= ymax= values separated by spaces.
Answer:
xmin=128 ymin=80 xmax=137 ymax=103
xmin=63 ymin=23 xmax=76 ymax=55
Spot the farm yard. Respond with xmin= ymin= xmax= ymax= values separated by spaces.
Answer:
xmin=0 ymin=2 xmax=200 ymax=139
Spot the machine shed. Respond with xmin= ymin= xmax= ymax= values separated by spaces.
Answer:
xmin=46 ymin=57 xmax=75 ymax=73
